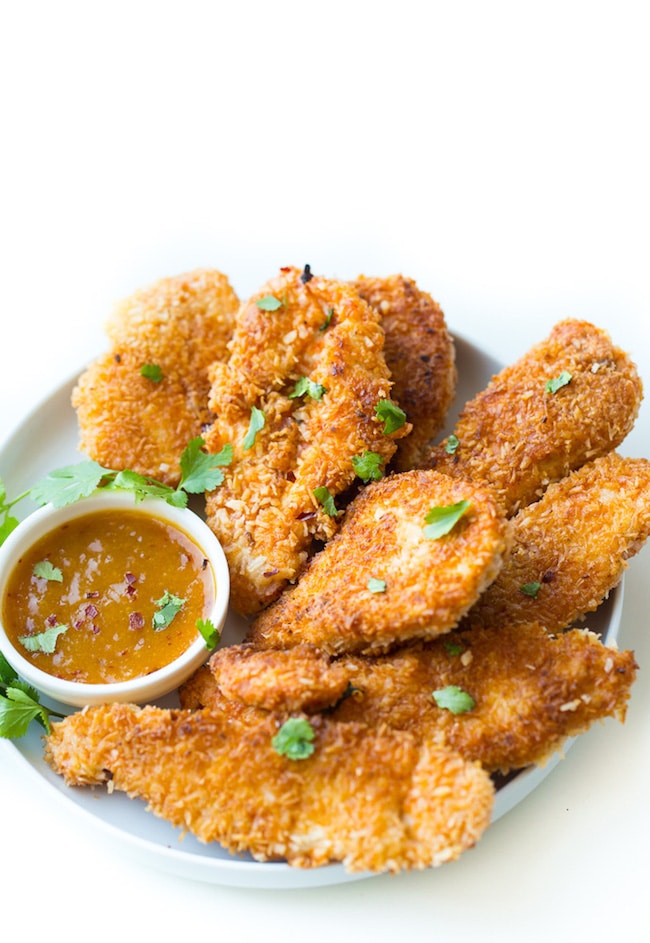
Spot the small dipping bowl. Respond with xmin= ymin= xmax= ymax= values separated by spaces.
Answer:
xmin=0 ymin=491 xmax=230 ymax=707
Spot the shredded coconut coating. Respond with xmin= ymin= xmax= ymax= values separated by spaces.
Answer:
xmin=248 ymin=469 xmax=510 ymax=654
xmin=203 ymin=266 xmax=408 ymax=616
xmin=463 ymin=452 xmax=650 ymax=632
xmin=420 ymin=319 xmax=643 ymax=515
xmin=352 ymin=274 xmax=457 ymax=471
xmin=43 ymin=703 xmax=494 ymax=873
xmin=72 ymin=268 xmax=240 ymax=486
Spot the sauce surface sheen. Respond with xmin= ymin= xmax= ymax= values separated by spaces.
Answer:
xmin=2 ymin=509 xmax=214 ymax=683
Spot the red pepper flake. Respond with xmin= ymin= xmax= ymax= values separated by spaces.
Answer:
xmin=86 ymin=591 xmax=100 ymax=599
xmin=129 ymin=612 xmax=145 ymax=630
xmin=125 ymin=572 xmax=137 ymax=584
xmin=296 ymin=511 xmax=316 ymax=521
xmin=263 ymin=568 xmax=280 ymax=578
xmin=46 ymin=613 xmax=58 ymax=626
xmin=85 ymin=603 xmax=99 ymax=619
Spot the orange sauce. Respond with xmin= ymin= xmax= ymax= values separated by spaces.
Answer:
xmin=2 ymin=509 xmax=214 ymax=684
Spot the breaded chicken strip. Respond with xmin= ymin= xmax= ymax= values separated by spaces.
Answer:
xmin=43 ymin=703 xmax=494 ymax=873
xmin=188 ymin=623 xmax=637 ymax=774
xmin=420 ymin=319 xmax=643 ymax=515
xmin=464 ymin=452 xmax=650 ymax=632
xmin=203 ymin=266 xmax=408 ymax=616
xmin=72 ymin=269 xmax=240 ymax=486
xmin=352 ymin=275 xmax=456 ymax=471
xmin=248 ymin=469 xmax=510 ymax=654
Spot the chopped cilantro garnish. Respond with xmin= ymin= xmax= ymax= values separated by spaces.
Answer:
xmin=179 ymin=437 xmax=233 ymax=493
xmin=152 ymin=591 xmax=185 ymax=630
xmin=196 ymin=617 xmax=220 ymax=650
xmin=520 ymin=581 xmax=542 ymax=598
xmin=375 ymin=399 xmax=407 ymax=434
xmin=0 ymin=477 xmax=27 ymax=546
xmin=19 ymin=623 xmax=68 ymax=654
xmin=256 ymin=294 xmax=283 ymax=312
xmin=444 ymin=640 xmax=465 ymax=656
xmin=423 ymin=500 xmax=471 ymax=539
xmin=432 ymin=685 xmax=475 ymax=714
xmin=0 ymin=653 xmax=63 ymax=738
xmin=33 ymin=560 xmax=63 ymax=582
xmin=545 ymin=371 xmax=572 ymax=394
xmin=140 ymin=363 xmax=163 ymax=383
xmin=319 ymin=308 xmax=334 ymax=331
xmin=313 ymin=486 xmax=338 ymax=517
xmin=243 ymin=406 xmax=266 ymax=450
xmin=352 ymin=451 xmax=384 ymax=482
xmin=272 ymin=717 xmax=315 ymax=760
xmin=289 ymin=376 xmax=326 ymax=401
xmin=367 ymin=577 xmax=386 ymax=593
xmin=445 ymin=434 xmax=460 ymax=454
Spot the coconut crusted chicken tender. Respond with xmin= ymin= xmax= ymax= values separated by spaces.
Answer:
xmin=43 ymin=703 xmax=494 ymax=873
xmin=463 ymin=452 xmax=650 ymax=632
xmin=203 ymin=266 xmax=409 ymax=616
xmin=352 ymin=274 xmax=457 ymax=471
xmin=72 ymin=268 xmax=240 ymax=486
xmin=190 ymin=623 xmax=637 ymax=775
xmin=248 ymin=468 xmax=510 ymax=655
xmin=420 ymin=319 xmax=643 ymax=516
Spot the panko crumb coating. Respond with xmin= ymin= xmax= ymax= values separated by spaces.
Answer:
xmin=353 ymin=274 xmax=457 ymax=471
xmin=72 ymin=268 xmax=240 ymax=486
xmin=204 ymin=266 xmax=409 ymax=616
xmin=420 ymin=319 xmax=643 ymax=515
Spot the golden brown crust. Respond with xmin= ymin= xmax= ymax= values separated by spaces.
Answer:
xmin=352 ymin=275 xmax=456 ymax=470
xmin=44 ymin=703 xmax=494 ymax=872
xmin=463 ymin=452 xmax=650 ymax=632
xmin=420 ymin=319 xmax=643 ymax=515
xmin=248 ymin=469 xmax=510 ymax=654
xmin=72 ymin=269 xmax=240 ymax=486
xmin=203 ymin=266 xmax=408 ymax=616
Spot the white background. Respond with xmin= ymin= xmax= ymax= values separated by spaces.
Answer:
xmin=1 ymin=2 xmax=649 ymax=940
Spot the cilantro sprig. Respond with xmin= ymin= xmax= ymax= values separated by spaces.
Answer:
xmin=272 ymin=717 xmax=316 ymax=760
xmin=432 ymin=685 xmax=475 ymax=715
xmin=423 ymin=500 xmax=471 ymax=539
xmin=0 ymin=652 xmax=64 ymax=738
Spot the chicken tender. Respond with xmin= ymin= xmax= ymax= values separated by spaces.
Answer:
xmin=203 ymin=266 xmax=408 ymax=616
xmin=464 ymin=452 xmax=650 ymax=632
xmin=352 ymin=275 xmax=456 ymax=471
xmin=191 ymin=623 xmax=637 ymax=774
xmin=248 ymin=469 xmax=510 ymax=654
xmin=420 ymin=319 xmax=643 ymax=515
xmin=43 ymin=703 xmax=494 ymax=873
xmin=73 ymin=268 xmax=240 ymax=486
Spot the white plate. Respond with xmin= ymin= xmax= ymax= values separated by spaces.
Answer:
xmin=0 ymin=334 xmax=623 ymax=889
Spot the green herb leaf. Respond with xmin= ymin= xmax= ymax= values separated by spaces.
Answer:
xmin=445 ymin=434 xmax=460 ymax=454
xmin=444 ymin=640 xmax=465 ymax=656
xmin=313 ymin=486 xmax=338 ymax=517
xmin=289 ymin=376 xmax=326 ymax=401
xmin=423 ymin=500 xmax=471 ymax=539
xmin=140 ymin=363 xmax=163 ymax=383
xmin=432 ymin=685 xmax=475 ymax=714
xmin=196 ymin=618 xmax=220 ymax=651
xmin=256 ymin=294 xmax=283 ymax=312
xmin=30 ymin=461 xmax=110 ymax=508
xmin=33 ymin=560 xmax=63 ymax=582
xmin=0 ymin=686 xmax=53 ymax=738
xmin=520 ymin=581 xmax=541 ymax=598
xmin=0 ymin=651 xmax=18 ymax=686
xmin=271 ymin=717 xmax=315 ymax=760
xmin=545 ymin=371 xmax=572 ymax=394
xmin=319 ymin=308 xmax=334 ymax=331
xmin=375 ymin=399 xmax=407 ymax=434
xmin=152 ymin=591 xmax=185 ymax=630
xmin=243 ymin=406 xmax=266 ymax=450
xmin=367 ymin=577 xmax=386 ymax=593
xmin=351 ymin=451 xmax=384 ymax=482
xmin=179 ymin=436 xmax=233 ymax=493
xmin=19 ymin=623 xmax=68 ymax=654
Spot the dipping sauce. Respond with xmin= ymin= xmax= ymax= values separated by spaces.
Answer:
xmin=1 ymin=509 xmax=214 ymax=684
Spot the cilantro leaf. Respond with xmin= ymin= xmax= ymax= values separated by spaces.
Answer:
xmin=0 ymin=686 xmax=53 ymax=738
xmin=367 ymin=577 xmax=386 ymax=593
xmin=19 ymin=624 xmax=68 ymax=654
xmin=196 ymin=617 xmax=220 ymax=651
xmin=319 ymin=308 xmax=334 ymax=331
xmin=140 ymin=363 xmax=163 ymax=383
xmin=33 ymin=560 xmax=63 ymax=582
xmin=256 ymin=295 xmax=283 ymax=311
xmin=313 ymin=486 xmax=338 ymax=517
xmin=0 ymin=512 xmax=19 ymax=547
xmin=545 ymin=371 xmax=572 ymax=394
xmin=243 ymin=406 xmax=266 ymax=450
xmin=0 ymin=651 xmax=18 ymax=685
xmin=423 ymin=500 xmax=471 ymax=539
xmin=289 ymin=376 xmax=326 ymax=401
xmin=152 ymin=591 xmax=185 ymax=630
xmin=445 ymin=434 xmax=460 ymax=455
xmin=351 ymin=451 xmax=384 ymax=482
xmin=30 ymin=461 xmax=110 ymax=508
xmin=444 ymin=640 xmax=465 ymax=656
xmin=520 ymin=581 xmax=541 ymax=598
xmin=179 ymin=437 xmax=233 ymax=493
xmin=375 ymin=399 xmax=407 ymax=434
xmin=432 ymin=685 xmax=475 ymax=715
xmin=271 ymin=717 xmax=315 ymax=760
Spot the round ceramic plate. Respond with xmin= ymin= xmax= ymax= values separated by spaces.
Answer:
xmin=0 ymin=334 xmax=623 ymax=889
